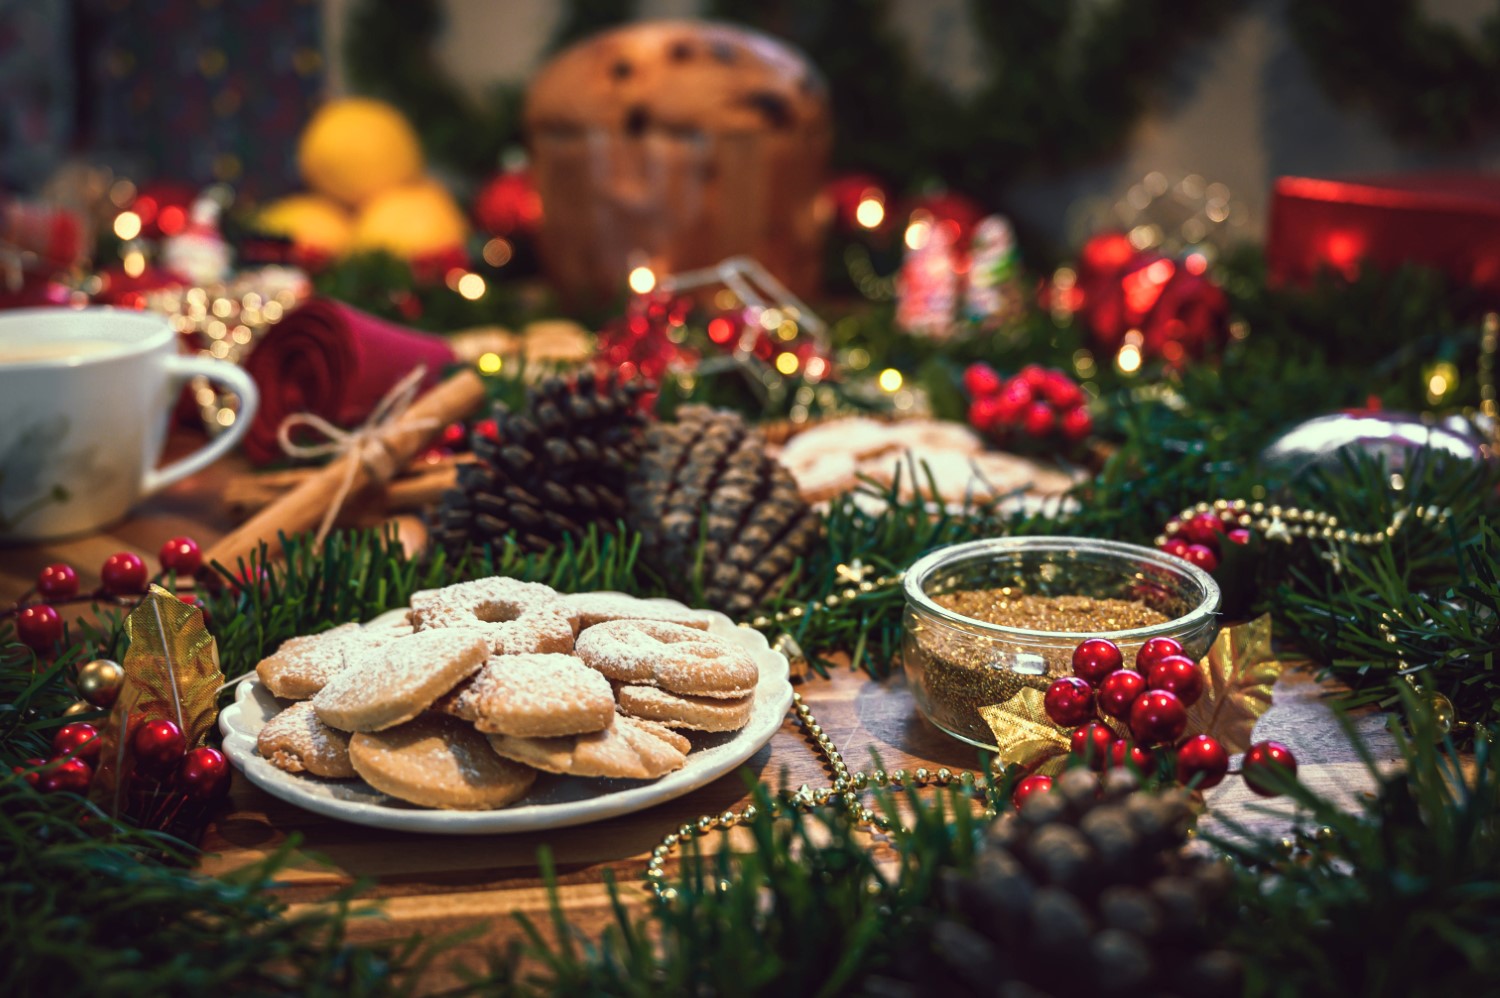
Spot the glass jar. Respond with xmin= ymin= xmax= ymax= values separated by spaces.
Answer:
xmin=902 ymin=536 xmax=1221 ymax=750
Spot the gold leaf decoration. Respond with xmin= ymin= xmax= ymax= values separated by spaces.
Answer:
xmin=121 ymin=584 xmax=224 ymax=747
xmin=980 ymin=687 xmax=1071 ymax=774
xmin=1182 ymin=613 xmax=1285 ymax=754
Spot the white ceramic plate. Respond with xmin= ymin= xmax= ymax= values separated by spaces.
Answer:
xmin=219 ymin=595 xmax=793 ymax=834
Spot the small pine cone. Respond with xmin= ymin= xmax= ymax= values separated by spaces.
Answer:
xmin=626 ymin=406 xmax=820 ymax=616
xmin=431 ymin=373 xmax=649 ymax=555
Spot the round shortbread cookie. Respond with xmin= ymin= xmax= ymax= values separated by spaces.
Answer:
xmin=561 ymin=591 xmax=714 ymax=634
xmin=255 ymin=622 xmax=369 ymax=700
xmin=575 ymin=619 xmax=757 ymax=698
xmin=486 ymin=714 xmax=689 ymax=780
xmin=410 ymin=577 xmax=574 ymax=655
xmin=349 ymin=714 xmax=536 ymax=810
xmin=615 ymin=684 xmax=755 ymax=732
xmin=448 ymin=653 xmax=615 ymax=737
xmin=256 ymin=701 xmax=357 ymax=778
xmin=312 ymin=629 xmax=488 ymax=732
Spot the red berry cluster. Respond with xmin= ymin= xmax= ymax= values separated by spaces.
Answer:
xmin=963 ymin=363 xmax=1092 ymax=443
xmin=1013 ymin=636 xmax=1298 ymax=806
xmin=11 ymin=718 xmax=229 ymax=803
xmin=1156 ymin=509 xmax=1250 ymax=575
xmin=10 ymin=537 xmax=204 ymax=655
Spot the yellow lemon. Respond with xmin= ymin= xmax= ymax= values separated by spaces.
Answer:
xmin=297 ymin=98 xmax=424 ymax=206
xmin=256 ymin=194 xmax=354 ymax=256
xmin=353 ymin=180 xmax=470 ymax=260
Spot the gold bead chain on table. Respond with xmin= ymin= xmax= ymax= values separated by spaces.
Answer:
xmin=1156 ymin=497 xmax=1452 ymax=548
xmin=644 ymin=691 xmax=996 ymax=901
xmin=745 ymin=561 xmax=901 ymax=631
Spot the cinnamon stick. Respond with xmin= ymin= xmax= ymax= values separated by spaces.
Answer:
xmin=202 ymin=369 xmax=486 ymax=571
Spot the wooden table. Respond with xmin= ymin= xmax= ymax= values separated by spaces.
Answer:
xmin=0 ymin=442 xmax=984 ymax=988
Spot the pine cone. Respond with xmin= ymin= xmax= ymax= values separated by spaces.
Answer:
xmin=870 ymin=770 xmax=1241 ymax=998
xmin=626 ymin=405 xmax=820 ymax=617
xmin=431 ymin=372 xmax=650 ymax=554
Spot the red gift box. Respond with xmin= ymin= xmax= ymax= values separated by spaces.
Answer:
xmin=1267 ymin=173 xmax=1500 ymax=296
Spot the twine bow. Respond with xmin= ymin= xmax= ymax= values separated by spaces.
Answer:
xmin=276 ymin=365 xmax=437 ymax=546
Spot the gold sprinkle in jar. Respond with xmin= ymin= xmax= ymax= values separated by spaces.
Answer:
xmin=902 ymin=537 xmax=1221 ymax=750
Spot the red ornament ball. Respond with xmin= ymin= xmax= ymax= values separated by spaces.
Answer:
xmin=36 ymin=563 xmax=79 ymax=599
xmin=1175 ymin=734 xmax=1229 ymax=789
xmin=1160 ymin=537 xmax=1192 ymax=559
xmin=1110 ymin=740 xmax=1156 ymax=772
xmin=13 ymin=758 xmax=47 ymax=787
xmin=51 ymin=722 xmax=100 ymax=764
xmin=175 ymin=746 xmax=231 ymax=800
xmin=1128 ymin=689 xmax=1188 ymax=745
xmin=1044 ymin=677 xmax=1096 ymax=727
xmin=1146 ymin=654 xmax=1205 ymax=707
xmin=1180 ymin=512 xmax=1225 ymax=548
xmin=1184 ymin=544 xmax=1219 ymax=573
xmin=963 ymin=363 xmax=1003 ymax=398
xmin=16 ymin=604 xmax=62 ymax=653
xmin=1070 ymin=721 xmax=1118 ymax=770
xmin=39 ymin=756 xmax=92 ymax=794
xmin=1041 ymin=371 xmax=1084 ymax=410
xmin=132 ymin=718 xmax=187 ymax=775
xmin=101 ymin=552 xmax=148 ymax=595
xmin=474 ymin=168 xmax=542 ymax=238
xmin=1227 ymin=527 xmax=1252 ymax=545
xmin=1022 ymin=403 xmax=1056 ymax=437
xmin=969 ymin=395 xmax=1005 ymax=433
xmin=1060 ymin=406 xmax=1093 ymax=441
xmin=159 ymin=536 xmax=202 ymax=575
xmin=1135 ymin=636 xmax=1184 ymax=672
xmin=1242 ymin=740 xmax=1298 ymax=797
xmin=1071 ymin=638 xmax=1124 ymax=684
xmin=1098 ymin=669 xmax=1147 ymax=720
xmin=1012 ymin=773 xmax=1054 ymax=809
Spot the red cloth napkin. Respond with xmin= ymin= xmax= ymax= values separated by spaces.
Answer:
xmin=242 ymin=298 xmax=456 ymax=465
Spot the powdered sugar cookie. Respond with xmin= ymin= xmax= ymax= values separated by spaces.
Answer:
xmin=561 ymin=591 xmax=714 ymax=634
xmin=447 ymin=653 xmax=615 ymax=737
xmin=575 ymin=619 xmax=758 ymax=698
xmin=256 ymin=701 xmax=357 ymax=778
xmin=410 ymin=577 xmax=574 ymax=655
xmin=312 ymin=629 xmax=488 ymax=732
xmin=255 ymin=622 xmax=375 ymax=700
xmin=486 ymin=714 xmax=689 ymax=779
xmin=615 ymin=684 xmax=755 ymax=732
xmin=349 ymin=714 xmax=536 ymax=810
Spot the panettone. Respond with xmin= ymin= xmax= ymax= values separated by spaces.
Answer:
xmin=524 ymin=21 xmax=832 ymax=301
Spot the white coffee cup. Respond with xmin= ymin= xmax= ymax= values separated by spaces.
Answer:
xmin=0 ymin=307 xmax=259 ymax=541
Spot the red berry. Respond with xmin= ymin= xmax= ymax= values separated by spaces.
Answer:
xmin=1147 ymin=655 xmax=1205 ymax=707
xmin=1071 ymin=639 xmax=1123 ymax=684
xmin=36 ymin=563 xmax=79 ymax=599
xmin=1160 ymin=538 xmax=1192 ymax=559
xmin=1135 ymin=637 xmax=1184 ymax=672
xmin=1242 ymin=740 xmax=1298 ymax=797
xmin=474 ymin=418 xmax=500 ymax=441
xmin=175 ymin=746 xmax=231 ymax=800
xmin=1098 ymin=669 xmax=1147 ymax=720
xmin=1044 ymin=677 xmax=1096 ymax=727
xmin=1129 ymin=690 xmax=1188 ymax=745
xmin=969 ymin=396 xmax=1004 ymax=432
xmin=132 ymin=718 xmax=186 ymax=776
xmin=13 ymin=758 xmax=47 ymax=787
xmin=51 ymin=722 xmax=100 ymax=764
xmin=16 ymin=605 xmax=62 ymax=653
xmin=1227 ymin=528 xmax=1251 ymax=545
xmin=178 ymin=593 xmax=211 ymax=626
xmin=39 ymin=756 xmax=92 ymax=794
xmin=1060 ymin=406 xmax=1093 ymax=440
xmin=1020 ymin=364 xmax=1050 ymax=389
xmin=1184 ymin=544 xmax=1219 ymax=573
xmin=1070 ymin=721 xmax=1117 ymax=770
xmin=440 ymin=422 xmax=467 ymax=446
xmin=1180 ymin=513 xmax=1226 ymax=547
xmin=100 ymin=552 xmax=148 ymax=595
xmin=1012 ymin=773 xmax=1053 ymax=809
xmin=1041 ymin=372 xmax=1084 ymax=409
xmin=1110 ymin=740 xmax=1155 ymax=772
xmin=1175 ymin=734 xmax=1229 ymax=789
xmin=1000 ymin=378 xmax=1034 ymax=406
xmin=1022 ymin=403 xmax=1056 ymax=437
xmin=159 ymin=536 xmax=202 ymax=575
xmin=963 ymin=363 xmax=1003 ymax=397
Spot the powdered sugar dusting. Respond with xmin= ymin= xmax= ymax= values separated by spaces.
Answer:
xmin=257 ymin=701 xmax=354 ymax=777
xmin=456 ymin=653 xmax=614 ymax=736
xmin=411 ymin=577 xmax=575 ymax=654
xmin=312 ymin=629 xmax=487 ymax=729
xmin=562 ymin=592 xmax=714 ymax=632
xmin=576 ymin=620 xmax=758 ymax=696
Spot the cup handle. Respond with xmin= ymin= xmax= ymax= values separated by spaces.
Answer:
xmin=142 ymin=356 xmax=261 ymax=495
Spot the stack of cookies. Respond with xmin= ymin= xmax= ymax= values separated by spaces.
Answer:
xmin=254 ymin=579 xmax=760 ymax=810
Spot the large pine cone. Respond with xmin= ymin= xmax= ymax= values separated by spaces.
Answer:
xmin=431 ymin=372 xmax=650 ymax=554
xmin=626 ymin=405 xmax=820 ymax=617
xmin=868 ymin=770 xmax=1241 ymax=998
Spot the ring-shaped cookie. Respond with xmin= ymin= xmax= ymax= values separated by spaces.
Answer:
xmin=410 ymin=577 xmax=574 ymax=655
xmin=575 ymin=619 xmax=757 ymax=698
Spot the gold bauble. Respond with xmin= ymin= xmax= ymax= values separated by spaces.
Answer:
xmin=256 ymin=194 xmax=355 ymax=257
xmin=353 ymin=180 xmax=469 ymax=260
xmin=297 ymin=98 xmax=424 ymax=206
xmin=1427 ymin=691 xmax=1457 ymax=737
xmin=77 ymin=658 xmax=125 ymax=707
xmin=62 ymin=700 xmax=96 ymax=718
